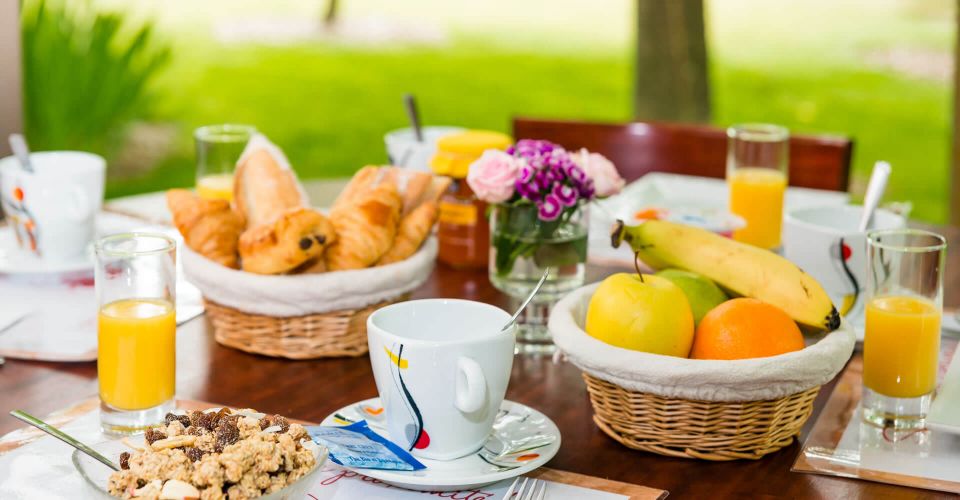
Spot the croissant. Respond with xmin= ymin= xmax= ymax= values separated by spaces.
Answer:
xmin=377 ymin=201 xmax=437 ymax=265
xmin=325 ymin=181 xmax=402 ymax=270
xmin=166 ymin=189 xmax=244 ymax=268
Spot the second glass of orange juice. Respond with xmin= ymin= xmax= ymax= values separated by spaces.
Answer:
xmin=726 ymin=124 xmax=789 ymax=250
xmin=95 ymin=233 xmax=177 ymax=434
xmin=862 ymin=229 xmax=946 ymax=430
xmin=195 ymin=124 xmax=256 ymax=202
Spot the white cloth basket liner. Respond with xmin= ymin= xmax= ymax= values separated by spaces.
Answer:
xmin=183 ymin=237 xmax=437 ymax=317
xmin=549 ymin=282 xmax=856 ymax=402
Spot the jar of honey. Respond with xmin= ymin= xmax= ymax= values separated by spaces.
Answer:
xmin=430 ymin=130 xmax=513 ymax=269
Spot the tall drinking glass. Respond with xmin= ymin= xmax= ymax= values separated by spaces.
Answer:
xmin=195 ymin=124 xmax=255 ymax=201
xmin=95 ymin=233 xmax=177 ymax=434
xmin=862 ymin=229 xmax=946 ymax=429
xmin=727 ymin=124 xmax=789 ymax=250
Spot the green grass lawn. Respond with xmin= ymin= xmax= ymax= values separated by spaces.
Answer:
xmin=95 ymin=0 xmax=952 ymax=222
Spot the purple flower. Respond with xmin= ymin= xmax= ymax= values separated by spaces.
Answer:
xmin=579 ymin=178 xmax=596 ymax=199
xmin=518 ymin=165 xmax=535 ymax=184
xmin=516 ymin=181 xmax=542 ymax=201
xmin=567 ymin=163 xmax=588 ymax=186
xmin=553 ymin=184 xmax=578 ymax=207
xmin=537 ymin=194 xmax=562 ymax=221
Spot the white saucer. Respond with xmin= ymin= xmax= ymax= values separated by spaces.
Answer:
xmin=0 ymin=225 xmax=94 ymax=275
xmin=320 ymin=398 xmax=561 ymax=492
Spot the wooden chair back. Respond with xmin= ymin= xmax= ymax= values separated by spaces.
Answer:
xmin=512 ymin=118 xmax=853 ymax=191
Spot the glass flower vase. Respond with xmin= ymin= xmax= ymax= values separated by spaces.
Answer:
xmin=489 ymin=203 xmax=589 ymax=354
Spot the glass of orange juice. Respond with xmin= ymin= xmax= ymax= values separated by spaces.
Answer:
xmin=95 ymin=233 xmax=177 ymax=434
xmin=727 ymin=124 xmax=789 ymax=250
xmin=862 ymin=229 xmax=946 ymax=430
xmin=195 ymin=124 xmax=256 ymax=201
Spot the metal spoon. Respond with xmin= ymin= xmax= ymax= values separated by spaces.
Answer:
xmin=9 ymin=410 xmax=119 ymax=471
xmin=502 ymin=270 xmax=550 ymax=332
xmin=858 ymin=161 xmax=891 ymax=232
xmin=8 ymin=134 xmax=35 ymax=173
xmin=403 ymin=93 xmax=423 ymax=142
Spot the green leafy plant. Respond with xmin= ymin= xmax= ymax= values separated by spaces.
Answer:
xmin=21 ymin=0 xmax=171 ymax=155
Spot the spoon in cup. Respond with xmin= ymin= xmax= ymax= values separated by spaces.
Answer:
xmin=8 ymin=134 xmax=35 ymax=174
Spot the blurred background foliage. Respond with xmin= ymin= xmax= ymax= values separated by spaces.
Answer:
xmin=19 ymin=0 xmax=955 ymax=223
xmin=21 ymin=0 xmax=170 ymax=158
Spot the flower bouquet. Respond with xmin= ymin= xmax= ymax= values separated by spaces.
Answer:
xmin=466 ymin=139 xmax=624 ymax=350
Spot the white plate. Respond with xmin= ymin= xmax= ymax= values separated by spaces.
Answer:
xmin=0 ymin=225 xmax=94 ymax=274
xmin=928 ymin=349 xmax=960 ymax=435
xmin=320 ymin=398 xmax=561 ymax=492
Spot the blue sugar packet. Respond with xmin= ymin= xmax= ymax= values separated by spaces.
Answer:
xmin=306 ymin=420 xmax=426 ymax=471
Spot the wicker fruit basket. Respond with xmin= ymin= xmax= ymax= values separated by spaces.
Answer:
xmin=549 ymin=283 xmax=855 ymax=461
xmin=182 ymin=239 xmax=437 ymax=359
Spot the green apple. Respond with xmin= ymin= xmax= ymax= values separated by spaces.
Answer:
xmin=656 ymin=269 xmax=729 ymax=325
xmin=585 ymin=273 xmax=694 ymax=357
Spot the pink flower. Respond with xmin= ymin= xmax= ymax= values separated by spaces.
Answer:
xmin=467 ymin=150 xmax=520 ymax=203
xmin=572 ymin=149 xmax=625 ymax=197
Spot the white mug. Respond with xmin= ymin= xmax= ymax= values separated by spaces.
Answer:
xmin=0 ymin=151 xmax=106 ymax=262
xmin=384 ymin=126 xmax=463 ymax=172
xmin=783 ymin=204 xmax=905 ymax=325
xmin=367 ymin=299 xmax=516 ymax=460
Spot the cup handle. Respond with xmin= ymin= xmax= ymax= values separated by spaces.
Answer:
xmin=455 ymin=357 xmax=486 ymax=413
xmin=67 ymin=186 xmax=91 ymax=222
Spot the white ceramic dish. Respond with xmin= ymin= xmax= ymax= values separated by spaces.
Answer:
xmin=928 ymin=349 xmax=960 ymax=435
xmin=0 ymin=225 xmax=94 ymax=274
xmin=72 ymin=436 xmax=327 ymax=499
xmin=321 ymin=398 xmax=560 ymax=492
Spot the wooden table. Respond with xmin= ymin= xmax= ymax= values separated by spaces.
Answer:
xmin=3 ymin=225 xmax=959 ymax=498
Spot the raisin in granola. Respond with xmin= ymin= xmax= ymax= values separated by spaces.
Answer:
xmin=119 ymin=452 xmax=130 ymax=470
xmin=144 ymin=429 xmax=167 ymax=445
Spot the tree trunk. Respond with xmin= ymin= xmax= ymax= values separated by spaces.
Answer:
xmin=634 ymin=0 xmax=710 ymax=123
xmin=323 ymin=0 xmax=339 ymax=27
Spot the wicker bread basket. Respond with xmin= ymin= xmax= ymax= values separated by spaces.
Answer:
xmin=549 ymin=283 xmax=855 ymax=461
xmin=182 ymin=239 xmax=437 ymax=359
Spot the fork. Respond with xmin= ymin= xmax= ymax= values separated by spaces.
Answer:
xmin=502 ymin=477 xmax=547 ymax=500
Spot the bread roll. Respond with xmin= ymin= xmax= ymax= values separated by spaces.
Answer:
xmin=377 ymin=201 xmax=437 ymax=265
xmin=234 ymin=148 xmax=308 ymax=228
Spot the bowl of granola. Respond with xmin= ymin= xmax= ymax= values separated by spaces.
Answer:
xmin=72 ymin=408 xmax=326 ymax=499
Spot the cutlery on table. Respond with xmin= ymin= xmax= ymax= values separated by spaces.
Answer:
xmin=9 ymin=409 xmax=120 ymax=471
xmin=503 ymin=476 xmax=547 ymax=500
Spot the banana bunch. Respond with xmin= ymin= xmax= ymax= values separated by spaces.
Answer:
xmin=612 ymin=219 xmax=840 ymax=332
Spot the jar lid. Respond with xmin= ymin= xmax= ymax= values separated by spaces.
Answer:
xmin=431 ymin=130 xmax=512 ymax=178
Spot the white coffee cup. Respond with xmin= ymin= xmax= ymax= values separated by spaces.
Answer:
xmin=783 ymin=204 xmax=906 ymax=325
xmin=384 ymin=126 xmax=464 ymax=172
xmin=367 ymin=299 xmax=516 ymax=461
xmin=0 ymin=151 xmax=106 ymax=262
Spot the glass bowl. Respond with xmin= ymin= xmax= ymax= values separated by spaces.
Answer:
xmin=72 ymin=437 xmax=327 ymax=499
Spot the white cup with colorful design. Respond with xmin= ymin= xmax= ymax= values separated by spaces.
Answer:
xmin=783 ymin=204 xmax=905 ymax=328
xmin=0 ymin=151 xmax=106 ymax=262
xmin=367 ymin=299 xmax=516 ymax=461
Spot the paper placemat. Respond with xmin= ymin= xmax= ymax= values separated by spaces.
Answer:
xmin=0 ymin=399 xmax=666 ymax=499
xmin=0 ymin=212 xmax=203 ymax=362
xmin=793 ymin=338 xmax=960 ymax=493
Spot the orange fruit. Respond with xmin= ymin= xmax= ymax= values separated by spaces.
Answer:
xmin=690 ymin=298 xmax=805 ymax=360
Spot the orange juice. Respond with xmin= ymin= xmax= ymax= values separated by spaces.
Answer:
xmin=863 ymin=296 xmax=940 ymax=398
xmin=196 ymin=173 xmax=234 ymax=201
xmin=98 ymin=298 xmax=176 ymax=410
xmin=728 ymin=167 xmax=787 ymax=249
